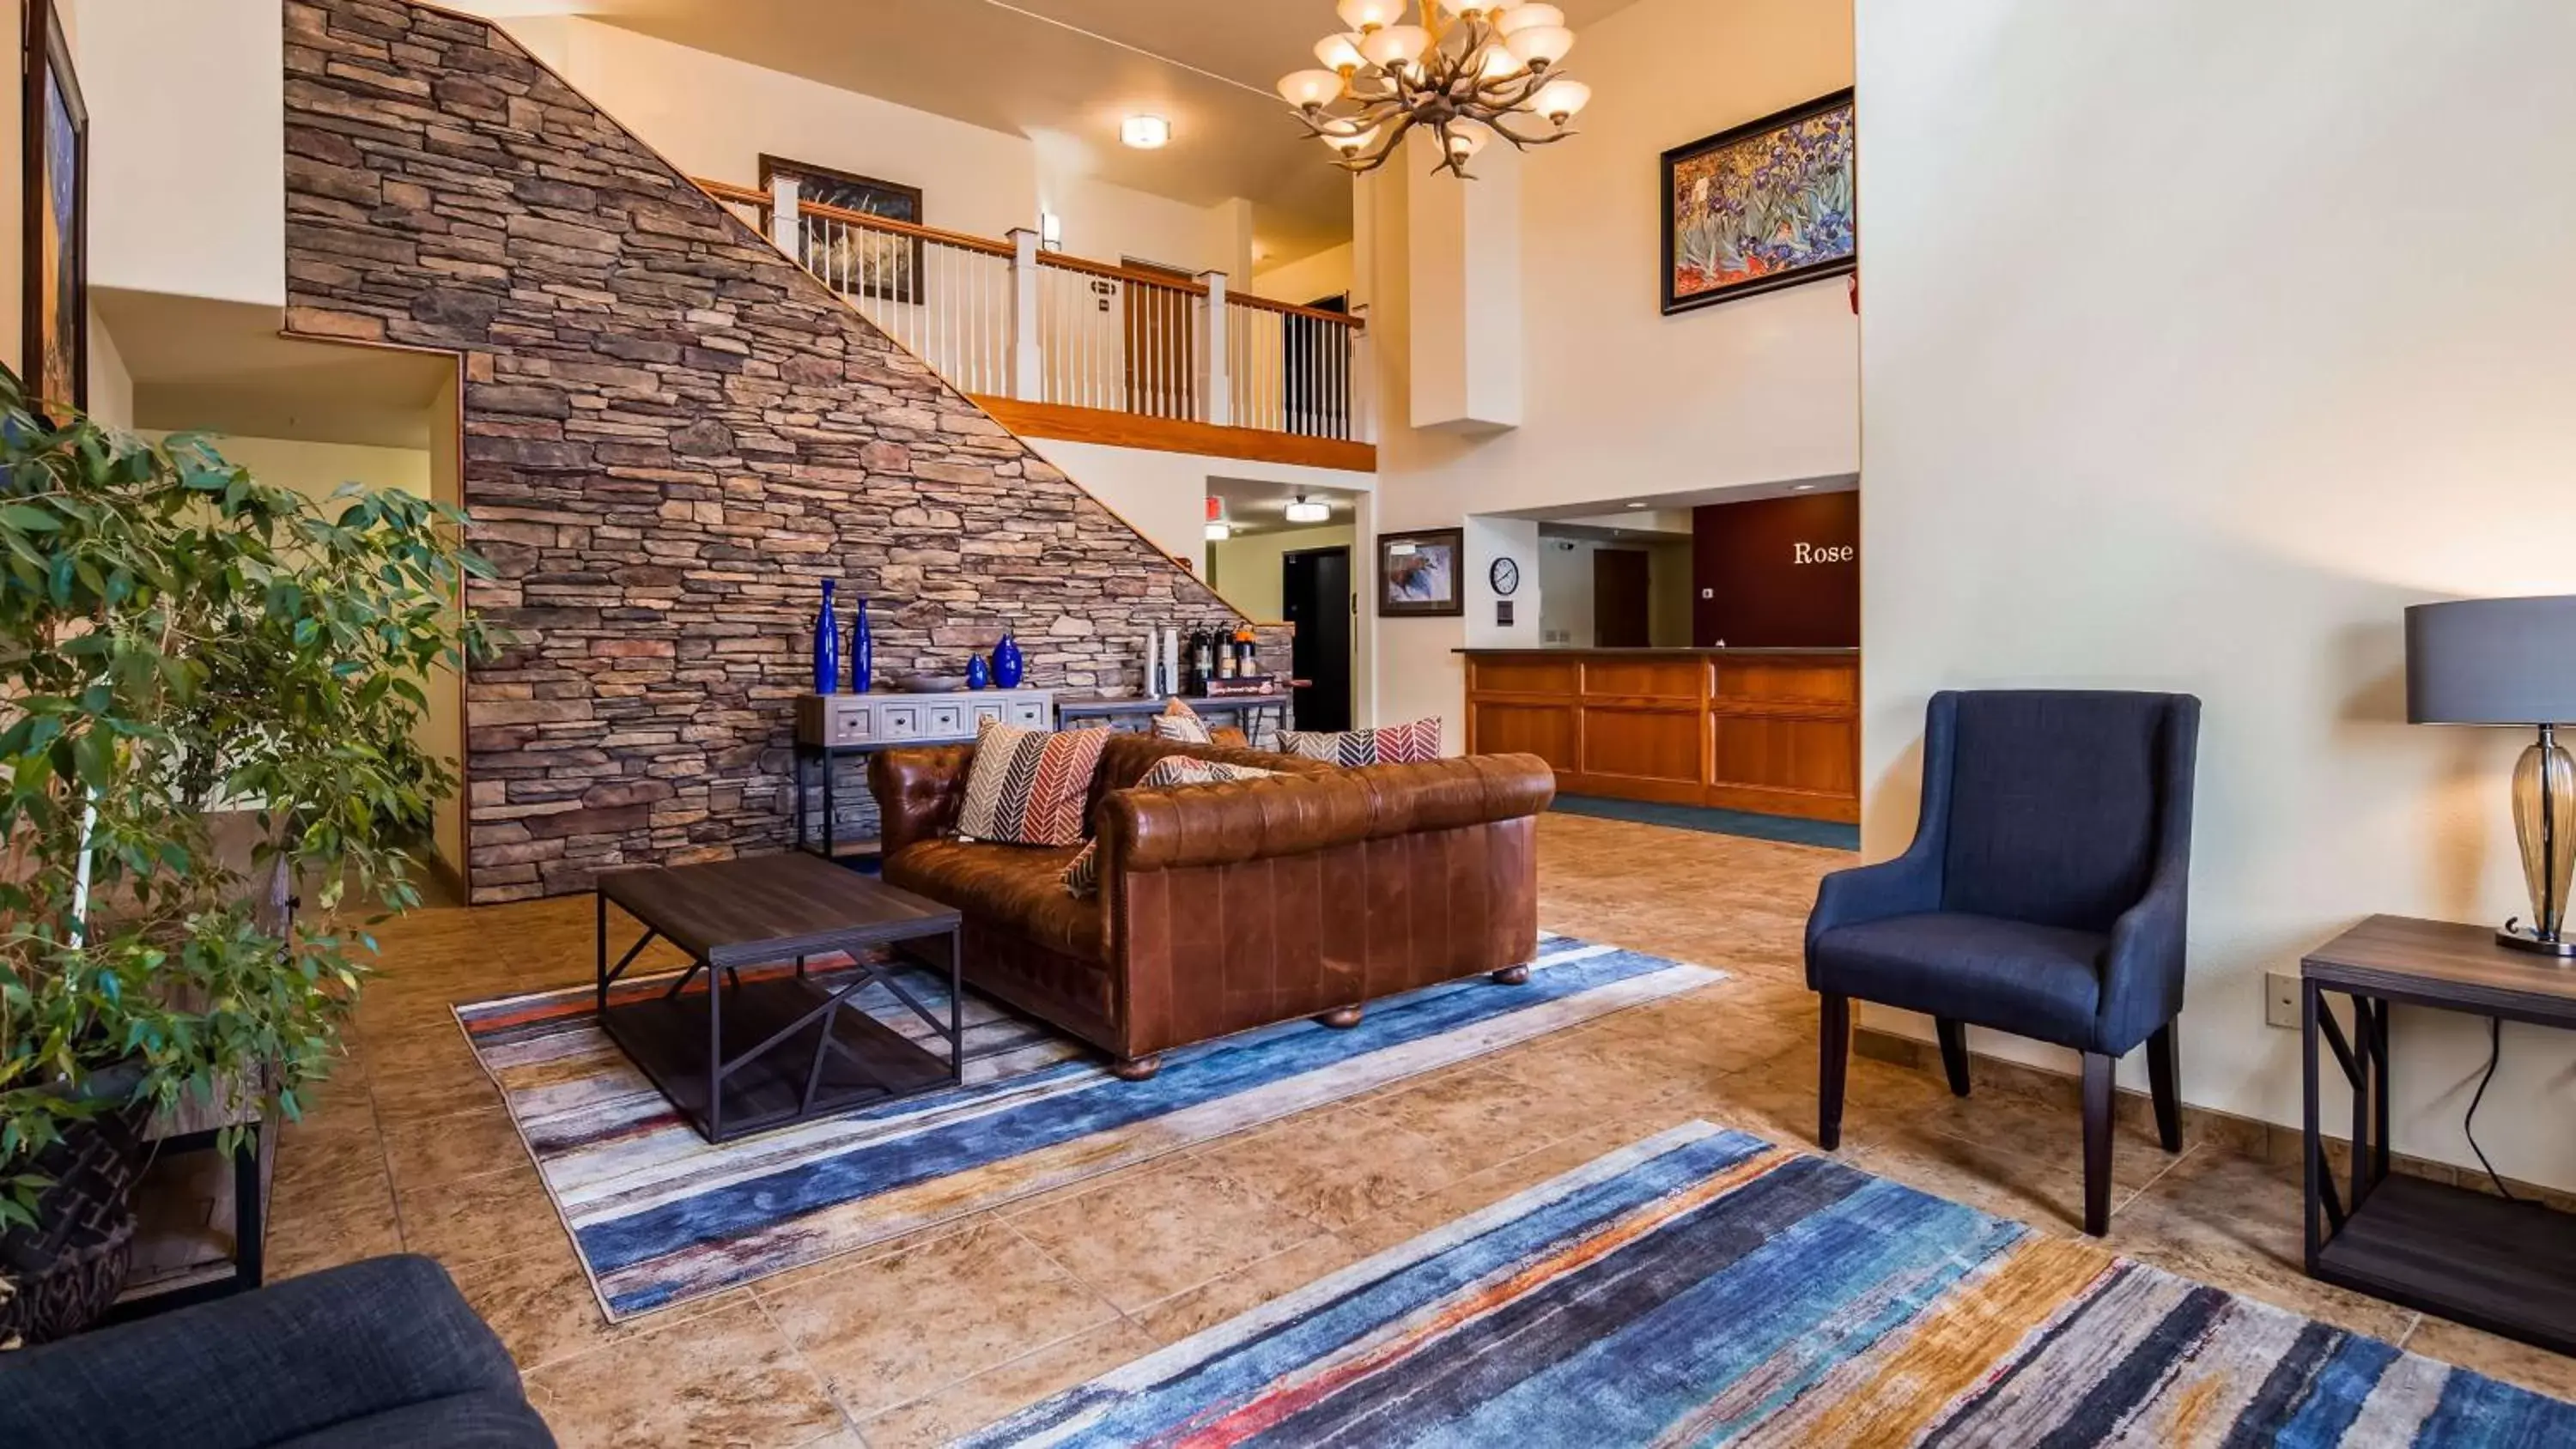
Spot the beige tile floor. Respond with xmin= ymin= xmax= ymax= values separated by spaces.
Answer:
xmin=265 ymin=813 xmax=2576 ymax=1447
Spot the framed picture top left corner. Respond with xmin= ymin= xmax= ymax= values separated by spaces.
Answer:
xmin=22 ymin=0 xmax=89 ymax=422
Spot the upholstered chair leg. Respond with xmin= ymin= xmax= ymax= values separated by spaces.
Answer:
xmin=1109 ymin=1054 xmax=1163 ymax=1082
xmin=2081 ymin=1052 xmax=2115 ymax=1235
xmin=1818 ymin=993 xmax=1850 ymax=1150
xmin=2147 ymin=1022 xmax=2184 ymax=1152
xmin=1934 ymin=1018 xmax=1971 ymax=1097
xmin=1317 ymin=1006 xmax=1364 ymax=1028
xmin=1491 ymin=964 xmax=1531 ymax=985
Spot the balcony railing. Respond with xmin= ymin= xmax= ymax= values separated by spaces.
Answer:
xmin=699 ymin=178 xmax=1371 ymax=448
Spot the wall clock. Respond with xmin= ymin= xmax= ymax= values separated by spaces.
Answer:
xmin=1489 ymin=556 xmax=1521 ymax=597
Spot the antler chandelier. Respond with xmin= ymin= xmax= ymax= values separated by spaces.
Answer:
xmin=1276 ymin=1 xmax=1591 ymax=179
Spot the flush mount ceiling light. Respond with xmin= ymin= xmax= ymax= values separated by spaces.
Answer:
xmin=1279 ymin=1 xmax=1589 ymax=179
xmin=1121 ymin=114 xmax=1171 ymax=149
xmin=1285 ymin=494 xmax=1332 ymax=524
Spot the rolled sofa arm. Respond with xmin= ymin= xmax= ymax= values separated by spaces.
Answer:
xmin=1103 ymin=752 xmax=1555 ymax=871
xmin=869 ymin=744 xmax=975 ymax=859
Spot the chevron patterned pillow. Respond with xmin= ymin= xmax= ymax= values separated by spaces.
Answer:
xmin=956 ymin=718 xmax=1114 ymax=846
xmin=1060 ymin=755 xmax=1276 ymax=897
xmin=1276 ymin=717 xmax=1443 ymax=766
xmin=1148 ymin=698 xmax=1213 ymax=744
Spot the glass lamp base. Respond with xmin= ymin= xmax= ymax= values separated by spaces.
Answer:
xmin=2495 ymin=924 xmax=2576 ymax=959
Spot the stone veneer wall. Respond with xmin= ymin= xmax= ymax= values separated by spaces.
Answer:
xmin=282 ymin=0 xmax=1285 ymax=901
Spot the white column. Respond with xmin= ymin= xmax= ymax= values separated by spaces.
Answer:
xmin=769 ymin=173 xmax=800 ymax=255
xmin=1006 ymin=227 xmax=1043 ymax=402
xmin=1196 ymin=270 xmax=1230 ymax=426
xmin=1349 ymin=302 xmax=1376 ymax=443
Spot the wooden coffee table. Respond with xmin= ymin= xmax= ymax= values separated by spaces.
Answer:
xmin=593 ymin=853 xmax=963 ymax=1143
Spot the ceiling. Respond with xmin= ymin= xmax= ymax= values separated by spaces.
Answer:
xmin=1504 ymin=472 xmax=1860 ymax=524
xmin=99 ymin=291 xmax=455 ymax=449
xmin=459 ymin=0 xmax=1643 ymax=264
xmin=1207 ymin=474 xmax=1360 ymax=536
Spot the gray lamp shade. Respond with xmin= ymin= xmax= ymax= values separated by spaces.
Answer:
xmin=2405 ymin=596 xmax=2576 ymax=725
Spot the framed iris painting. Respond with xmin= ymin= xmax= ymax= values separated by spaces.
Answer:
xmin=1662 ymin=88 xmax=1855 ymax=315
xmin=21 ymin=0 xmax=87 ymax=414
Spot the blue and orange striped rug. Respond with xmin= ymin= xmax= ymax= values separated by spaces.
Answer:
xmin=455 ymin=933 xmax=1720 ymax=1319
xmin=964 ymin=1123 xmax=2575 ymax=1446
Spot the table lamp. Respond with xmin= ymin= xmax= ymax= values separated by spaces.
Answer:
xmin=2406 ymin=595 xmax=2576 ymax=955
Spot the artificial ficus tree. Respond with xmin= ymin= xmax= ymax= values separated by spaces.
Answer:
xmin=0 ymin=367 xmax=492 ymax=1233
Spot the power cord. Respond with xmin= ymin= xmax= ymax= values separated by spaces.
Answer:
xmin=2464 ymin=1016 xmax=2519 ymax=1203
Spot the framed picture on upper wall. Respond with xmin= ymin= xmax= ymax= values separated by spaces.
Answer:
xmin=1662 ymin=88 xmax=1855 ymax=315
xmin=1377 ymin=528 xmax=1463 ymax=618
xmin=761 ymin=154 xmax=923 ymax=305
xmin=21 ymin=0 xmax=87 ymax=415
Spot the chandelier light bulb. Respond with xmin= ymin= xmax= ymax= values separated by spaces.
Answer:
xmin=1502 ymin=23 xmax=1573 ymax=67
xmin=1336 ymin=0 xmax=1401 ymax=33
xmin=1445 ymin=121 xmax=1490 ymax=159
xmin=1327 ymin=123 xmax=1382 ymax=156
xmin=1495 ymin=3 xmax=1561 ymax=35
xmin=1276 ymin=70 xmax=1342 ymax=108
xmin=1530 ymin=77 xmax=1590 ymax=122
xmin=1314 ymin=33 xmax=1366 ymax=72
xmin=1477 ymin=44 xmax=1524 ymax=80
xmin=1359 ymin=23 xmax=1431 ymax=70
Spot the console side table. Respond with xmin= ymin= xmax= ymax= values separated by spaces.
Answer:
xmin=2301 ymin=914 xmax=2576 ymax=1354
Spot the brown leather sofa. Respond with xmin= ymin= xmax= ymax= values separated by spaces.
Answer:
xmin=870 ymin=732 xmax=1554 ymax=1079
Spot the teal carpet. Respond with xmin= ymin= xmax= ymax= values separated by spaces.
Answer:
xmin=1550 ymin=793 xmax=1860 ymax=850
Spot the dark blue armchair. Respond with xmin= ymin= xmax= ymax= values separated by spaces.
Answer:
xmin=1807 ymin=689 xmax=2199 ymax=1235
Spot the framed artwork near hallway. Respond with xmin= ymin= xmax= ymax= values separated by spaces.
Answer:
xmin=21 ymin=0 xmax=87 ymax=414
xmin=1662 ymin=88 xmax=1855 ymax=315
xmin=760 ymin=154 xmax=923 ymax=305
xmin=1377 ymin=528 xmax=1463 ymax=617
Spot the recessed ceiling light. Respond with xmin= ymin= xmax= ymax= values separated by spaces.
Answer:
xmin=1121 ymin=115 xmax=1171 ymax=149
xmin=1791 ymin=484 xmax=1815 ymax=492
xmin=1624 ymin=501 xmax=1648 ymax=509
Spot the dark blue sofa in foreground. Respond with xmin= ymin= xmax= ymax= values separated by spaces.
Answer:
xmin=0 ymin=1254 xmax=552 ymax=1448
xmin=1807 ymin=688 xmax=2201 ymax=1236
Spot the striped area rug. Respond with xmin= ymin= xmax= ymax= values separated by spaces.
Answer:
xmin=963 ymin=1122 xmax=2576 ymax=1446
xmin=456 ymin=933 xmax=1718 ymax=1319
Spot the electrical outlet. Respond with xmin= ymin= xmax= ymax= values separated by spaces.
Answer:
xmin=2263 ymin=972 xmax=2300 ymax=1029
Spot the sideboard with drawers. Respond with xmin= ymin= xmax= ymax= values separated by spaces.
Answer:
xmin=791 ymin=688 xmax=1055 ymax=858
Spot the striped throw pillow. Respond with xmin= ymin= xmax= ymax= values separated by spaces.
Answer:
xmin=956 ymin=719 xmax=1113 ymax=846
xmin=1060 ymin=755 xmax=1276 ymax=897
xmin=1276 ymin=717 xmax=1442 ymax=767
xmin=1148 ymin=698 xmax=1213 ymax=744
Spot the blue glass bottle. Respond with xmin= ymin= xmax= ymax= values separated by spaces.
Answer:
xmin=992 ymin=631 xmax=1024 ymax=688
xmin=849 ymin=596 xmax=873 ymax=693
xmin=966 ymin=654 xmax=993 ymax=689
xmin=812 ymin=579 xmax=840 ymax=694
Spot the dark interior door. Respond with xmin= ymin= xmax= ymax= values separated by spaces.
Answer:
xmin=1594 ymin=549 xmax=1652 ymax=647
xmin=1282 ymin=546 xmax=1352 ymax=731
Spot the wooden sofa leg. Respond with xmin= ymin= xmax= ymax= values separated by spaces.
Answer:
xmin=2081 ymin=1051 xmax=2114 ymax=1236
xmin=1109 ymin=1054 xmax=1163 ymax=1082
xmin=2147 ymin=1022 xmax=2183 ymax=1152
xmin=1935 ymin=1018 xmax=1971 ymax=1097
xmin=1491 ymin=964 xmax=1531 ymax=985
xmin=1818 ymin=993 xmax=1850 ymax=1151
xmin=1316 ymin=1006 xmax=1364 ymax=1029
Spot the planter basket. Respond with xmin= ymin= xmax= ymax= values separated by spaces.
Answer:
xmin=0 ymin=1104 xmax=149 ymax=1349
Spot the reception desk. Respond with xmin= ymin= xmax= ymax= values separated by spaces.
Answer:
xmin=1461 ymin=647 xmax=1860 ymax=823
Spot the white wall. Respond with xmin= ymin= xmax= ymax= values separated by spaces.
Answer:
xmin=1536 ymin=533 xmax=1695 ymax=647
xmin=1858 ymin=0 xmax=2576 ymax=1185
xmin=1364 ymin=0 xmax=1856 ymax=741
xmin=81 ymin=0 xmax=284 ymax=308
xmin=1015 ymin=436 xmax=1373 ymax=588
xmin=502 ymin=17 xmax=1249 ymax=276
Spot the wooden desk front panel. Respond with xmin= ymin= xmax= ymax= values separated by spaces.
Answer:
xmin=1466 ymin=651 xmax=1859 ymax=822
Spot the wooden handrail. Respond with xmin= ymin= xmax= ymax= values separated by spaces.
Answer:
xmin=1032 ymin=250 xmax=1209 ymax=296
xmin=691 ymin=175 xmax=1360 ymax=326
xmin=793 ymin=197 xmax=1016 ymax=258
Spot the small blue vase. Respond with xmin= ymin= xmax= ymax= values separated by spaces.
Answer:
xmin=849 ymin=597 xmax=873 ymax=693
xmin=812 ymin=579 xmax=841 ymax=694
xmin=966 ymin=654 xmax=993 ymax=689
xmin=992 ymin=632 xmax=1024 ymax=688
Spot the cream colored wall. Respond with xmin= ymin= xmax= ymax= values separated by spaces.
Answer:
xmin=1858 ymin=0 xmax=2576 ymax=1186
xmin=503 ymin=16 xmax=1249 ymax=276
xmin=165 ymin=433 xmax=434 ymax=506
xmin=1207 ymin=524 xmax=1355 ymax=621
xmin=1018 ymin=435 xmax=1372 ymax=580
xmin=1361 ymin=0 xmax=1856 ymax=743
xmin=426 ymin=375 xmax=464 ymax=883
xmin=1254 ymin=243 xmax=1355 ymax=306
xmin=81 ymin=0 xmax=284 ymax=308
xmin=1534 ymin=534 xmax=1694 ymax=647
